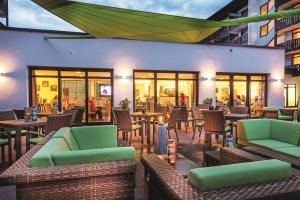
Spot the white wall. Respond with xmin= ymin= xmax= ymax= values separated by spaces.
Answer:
xmin=0 ymin=30 xmax=285 ymax=110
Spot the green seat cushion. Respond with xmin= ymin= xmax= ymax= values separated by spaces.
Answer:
xmin=225 ymin=126 xmax=231 ymax=132
xmin=132 ymin=124 xmax=142 ymax=130
xmin=29 ymin=136 xmax=44 ymax=144
xmin=52 ymin=147 xmax=136 ymax=166
xmin=188 ymin=159 xmax=292 ymax=191
xmin=53 ymin=127 xmax=79 ymax=150
xmin=237 ymin=119 xmax=271 ymax=141
xmin=270 ymin=120 xmax=300 ymax=145
xmin=278 ymin=115 xmax=293 ymax=121
xmin=0 ymin=138 xmax=8 ymax=145
xmin=31 ymin=138 xmax=70 ymax=167
xmin=263 ymin=107 xmax=281 ymax=115
xmin=71 ymin=125 xmax=117 ymax=150
xmin=249 ymin=139 xmax=296 ymax=149
xmin=10 ymin=130 xmax=27 ymax=135
xmin=274 ymin=147 xmax=300 ymax=158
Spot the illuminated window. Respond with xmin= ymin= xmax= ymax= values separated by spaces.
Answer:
xmin=284 ymin=84 xmax=297 ymax=107
xmin=293 ymin=54 xmax=300 ymax=65
xmin=293 ymin=28 xmax=300 ymax=40
xmin=260 ymin=3 xmax=268 ymax=15
xmin=260 ymin=24 xmax=268 ymax=37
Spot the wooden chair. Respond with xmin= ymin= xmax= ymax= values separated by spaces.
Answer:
xmin=63 ymin=110 xmax=78 ymax=127
xmin=191 ymin=107 xmax=204 ymax=140
xmin=260 ymin=110 xmax=278 ymax=119
xmin=113 ymin=109 xmax=143 ymax=145
xmin=166 ymin=109 xmax=181 ymax=142
xmin=13 ymin=109 xmax=25 ymax=119
xmin=202 ymin=110 xmax=232 ymax=148
xmin=71 ymin=107 xmax=84 ymax=126
xmin=174 ymin=106 xmax=192 ymax=133
xmin=26 ymin=114 xmax=72 ymax=150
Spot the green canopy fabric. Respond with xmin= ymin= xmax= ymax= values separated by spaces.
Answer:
xmin=32 ymin=0 xmax=300 ymax=43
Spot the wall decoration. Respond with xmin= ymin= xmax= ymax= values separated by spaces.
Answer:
xmin=50 ymin=85 xmax=57 ymax=91
xmin=42 ymin=81 xmax=49 ymax=87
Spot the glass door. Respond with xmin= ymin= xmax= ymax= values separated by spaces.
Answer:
xmin=216 ymin=75 xmax=230 ymax=109
xmin=233 ymin=75 xmax=247 ymax=106
xmin=250 ymin=76 xmax=266 ymax=117
xmin=178 ymin=73 xmax=197 ymax=107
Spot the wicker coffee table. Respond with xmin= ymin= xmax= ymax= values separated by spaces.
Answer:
xmin=156 ymin=153 xmax=199 ymax=178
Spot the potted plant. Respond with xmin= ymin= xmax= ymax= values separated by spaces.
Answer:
xmin=119 ymin=98 xmax=131 ymax=110
xmin=203 ymin=97 xmax=212 ymax=106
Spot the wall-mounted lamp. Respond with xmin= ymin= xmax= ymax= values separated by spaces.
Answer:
xmin=115 ymin=75 xmax=132 ymax=79
xmin=0 ymin=73 xmax=3 ymax=77
xmin=270 ymin=78 xmax=283 ymax=83
xmin=199 ymin=77 xmax=216 ymax=81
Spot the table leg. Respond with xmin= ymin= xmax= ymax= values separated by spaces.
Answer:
xmin=15 ymin=128 xmax=22 ymax=159
xmin=147 ymin=119 xmax=151 ymax=146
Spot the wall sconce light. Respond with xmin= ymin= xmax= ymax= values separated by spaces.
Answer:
xmin=199 ymin=77 xmax=215 ymax=81
xmin=270 ymin=78 xmax=283 ymax=83
xmin=122 ymin=75 xmax=127 ymax=79
xmin=0 ymin=73 xmax=3 ymax=77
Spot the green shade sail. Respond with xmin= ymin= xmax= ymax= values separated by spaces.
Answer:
xmin=32 ymin=0 xmax=300 ymax=43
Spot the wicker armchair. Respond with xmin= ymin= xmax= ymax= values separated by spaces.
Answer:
xmin=26 ymin=114 xmax=72 ymax=150
xmin=174 ymin=106 xmax=192 ymax=133
xmin=113 ymin=109 xmax=143 ymax=145
xmin=260 ymin=110 xmax=278 ymax=119
xmin=202 ymin=110 xmax=231 ymax=147
xmin=198 ymin=104 xmax=210 ymax=110
xmin=63 ymin=109 xmax=78 ymax=126
xmin=141 ymin=148 xmax=300 ymax=200
xmin=191 ymin=107 xmax=204 ymax=140
xmin=72 ymin=106 xmax=84 ymax=126
xmin=231 ymin=106 xmax=248 ymax=114
xmin=0 ymin=133 xmax=136 ymax=200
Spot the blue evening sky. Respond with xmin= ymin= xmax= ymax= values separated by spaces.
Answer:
xmin=2 ymin=0 xmax=231 ymax=32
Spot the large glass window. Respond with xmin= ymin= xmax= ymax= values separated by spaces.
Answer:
xmin=134 ymin=71 xmax=198 ymax=111
xmin=284 ymin=84 xmax=297 ymax=107
xmin=216 ymin=73 xmax=267 ymax=116
xmin=30 ymin=67 xmax=113 ymax=124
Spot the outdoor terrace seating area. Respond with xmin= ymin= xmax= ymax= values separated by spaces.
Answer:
xmin=0 ymin=105 xmax=300 ymax=199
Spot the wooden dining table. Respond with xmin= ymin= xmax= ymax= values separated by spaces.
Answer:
xmin=224 ymin=113 xmax=250 ymax=120
xmin=38 ymin=112 xmax=63 ymax=117
xmin=0 ymin=118 xmax=47 ymax=159
xmin=130 ymin=112 xmax=163 ymax=146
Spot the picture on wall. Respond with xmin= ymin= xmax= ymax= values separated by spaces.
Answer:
xmin=42 ymin=81 xmax=49 ymax=87
xmin=37 ymin=85 xmax=40 ymax=91
xmin=50 ymin=85 xmax=57 ymax=91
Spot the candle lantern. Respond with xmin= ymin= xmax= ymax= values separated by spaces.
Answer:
xmin=167 ymin=139 xmax=176 ymax=165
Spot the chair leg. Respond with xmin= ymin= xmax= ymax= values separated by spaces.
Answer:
xmin=167 ymin=130 xmax=171 ymax=139
xmin=222 ymin=134 xmax=226 ymax=147
xmin=175 ymin=128 xmax=179 ymax=142
xmin=129 ymin=131 xmax=133 ymax=146
xmin=199 ymin=126 xmax=203 ymax=137
xmin=8 ymin=135 xmax=12 ymax=163
xmin=141 ymin=128 xmax=144 ymax=144
xmin=192 ymin=123 xmax=196 ymax=140
xmin=1 ymin=145 xmax=4 ymax=162
xmin=152 ymin=123 xmax=156 ymax=144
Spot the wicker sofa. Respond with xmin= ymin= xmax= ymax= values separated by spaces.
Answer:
xmin=142 ymin=148 xmax=300 ymax=200
xmin=0 ymin=126 xmax=136 ymax=200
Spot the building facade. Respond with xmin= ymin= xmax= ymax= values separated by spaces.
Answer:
xmin=205 ymin=0 xmax=300 ymax=108
xmin=0 ymin=28 xmax=285 ymax=124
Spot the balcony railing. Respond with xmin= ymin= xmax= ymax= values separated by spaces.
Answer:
xmin=279 ymin=38 xmax=300 ymax=53
xmin=276 ymin=15 xmax=300 ymax=31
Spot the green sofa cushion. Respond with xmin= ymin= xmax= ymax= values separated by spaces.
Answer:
xmin=237 ymin=119 xmax=271 ymax=141
xmin=52 ymin=147 xmax=136 ymax=166
xmin=31 ymin=138 xmax=70 ymax=167
xmin=29 ymin=136 xmax=44 ymax=144
xmin=278 ymin=115 xmax=293 ymax=121
xmin=53 ymin=127 xmax=79 ymax=150
xmin=270 ymin=120 xmax=300 ymax=145
xmin=249 ymin=139 xmax=296 ymax=149
xmin=71 ymin=125 xmax=117 ymax=150
xmin=188 ymin=159 xmax=292 ymax=191
xmin=274 ymin=147 xmax=300 ymax=158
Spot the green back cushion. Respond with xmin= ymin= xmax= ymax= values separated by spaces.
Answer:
xmin=71 ymin=125 xmax=117 ymax=150
xmin=31 ymin=138 xmax=70 ymax=167
xmin=53 ymin=127 xmax=79 ymax=150
xmin=270 ymin=120 xmax=300 ymax=145
xmin=188 ymin=159 xmax=292 ymax=191
xmin=263 ymin=107 xmax=281 ymax=115
xmin=237 ymin=119 xmax=271 ymax=141
xmin=52 ymin=147 xmax=136 ymax=166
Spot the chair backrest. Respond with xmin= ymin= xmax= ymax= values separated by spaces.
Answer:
xmin=167 ymin=105 xmax=174 ymax=114
xmin=174 ymin=106 xmax=188 ymax=121
xmin=155 ymin=105 xmax=168 ymax=117
xmin=46 ymin=114 xmax=72 ymax=134
xmin=113 ymin=109 xmax=132 ymax=130
xmin=44 ymin=103 xmax=52 ymax=113
xmin=0 ymin=111 xmax=17 ymax=121
xmin=202 ymin=110 xmax=225 ymax=133
xmin=198 ymin=104 xmax=210 ymax=110
xmin=24 ymin=107 xmax=33 ymax=114
xmin=13 ymin=109 xmax=25 ymax=119
xmin=168 ymin=109 xmax=181 ymax=129
xmin=71 ymin=107 xmax=84 ymax=126
xmin=260 ymin=110 xmax=278 ymax=119
xmin=63 ymin=109 xmax=78 ymax=125
xmin=191 ymin=107 xmax=203 ymax=124
xmin=231 ymin=106 xmax=248 ymax=114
